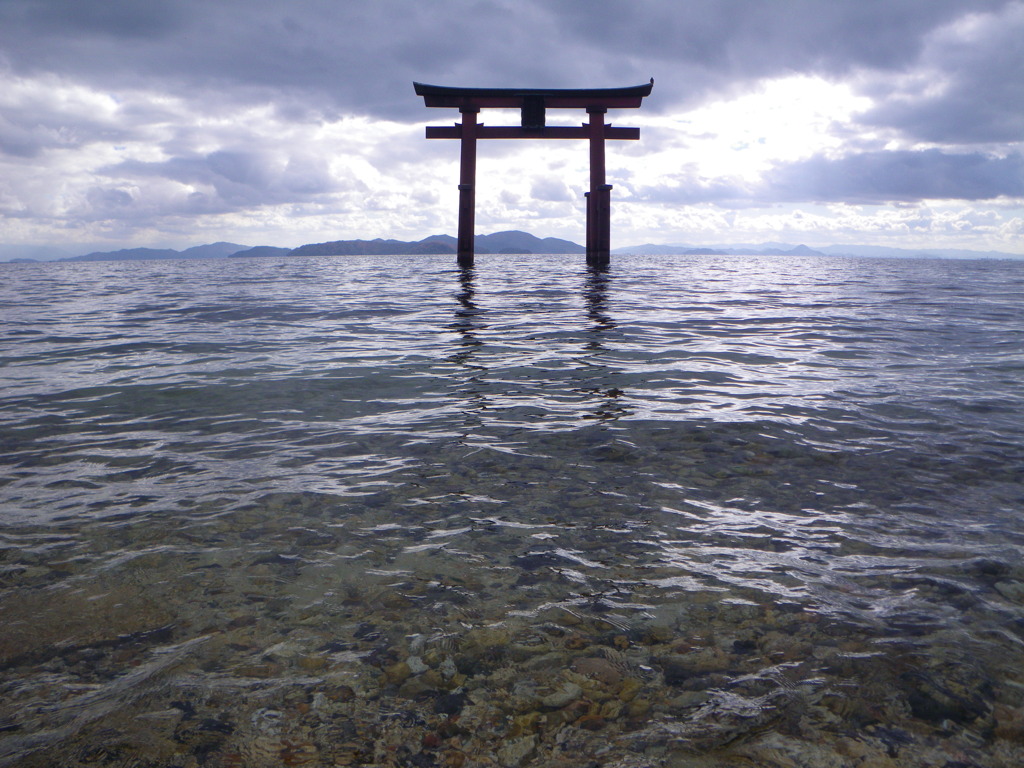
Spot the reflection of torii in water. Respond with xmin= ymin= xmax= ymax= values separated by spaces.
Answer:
xmin=447 ymin=264 xmax=630 ymax=425
xmin=580 ymin=265 xmax=631 ymax=422
xmin=415 ymin=79 xmax=653 ymax=268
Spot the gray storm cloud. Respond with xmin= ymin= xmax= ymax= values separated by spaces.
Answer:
xmin=764 ymin=150 xmax=1024 ymax=204
xmin=1 ymin=0 xmax=1015 ymax=125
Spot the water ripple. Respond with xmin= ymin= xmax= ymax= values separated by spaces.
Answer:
xmin=2 ymin=254 xmax=1024 ymax=764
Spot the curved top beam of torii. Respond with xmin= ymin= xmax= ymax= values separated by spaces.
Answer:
xmin=413 ymin=79 xmax=654 ymax=110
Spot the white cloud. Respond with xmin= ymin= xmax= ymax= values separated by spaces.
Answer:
xmin=617 ymin=201 xmax=1024 ymax=252
xmin=636 ymin=76 xmax=873 ymax=182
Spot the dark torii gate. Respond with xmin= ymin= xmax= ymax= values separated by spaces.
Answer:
xmin=414 ymin=80 xmax=653 ymax=267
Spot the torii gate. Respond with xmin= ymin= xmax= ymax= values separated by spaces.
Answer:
xmin=414 ymin=80 xmax=653 ymax=267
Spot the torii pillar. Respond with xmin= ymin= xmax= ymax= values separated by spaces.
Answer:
xmin=456 ymin=107 xmax=479 ymax=265
xmin=587 ymin=106 xmax=612 ymax=265
xmin=415 ymin=80 xmax=653 ymax=267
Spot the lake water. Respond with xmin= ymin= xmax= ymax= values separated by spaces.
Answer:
xmin=1 ymin=254 xmax=1023 ymax=767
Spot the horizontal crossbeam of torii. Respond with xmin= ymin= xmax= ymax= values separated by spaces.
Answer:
xmin=414 ymin=80 xmax=653 ymax=267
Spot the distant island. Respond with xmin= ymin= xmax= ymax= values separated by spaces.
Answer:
xmin=1 ymin=231 xmax=1021 ymax=263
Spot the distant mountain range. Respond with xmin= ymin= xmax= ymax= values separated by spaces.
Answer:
xmin=287 ymin=231 xmax=584 ymax=256
xmin=613 ymin=242 xmax=1024 ymax=260
xmin=57 ymin=242 xmax=249 ymax=262
xmin=2 ymin=232 xmax=1021 ymax=262
xmin=227 ymin=246 xmax=291 ymax=258
xmin=613 ymin=243 xmax=828 ymax=257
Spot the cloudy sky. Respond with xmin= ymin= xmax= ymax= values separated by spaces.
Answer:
xmin=1 ymin=0 xmax=1022 ymax=253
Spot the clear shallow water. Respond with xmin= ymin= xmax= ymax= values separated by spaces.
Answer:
xmin=1 ymin=254 xmax=1023 ymax=767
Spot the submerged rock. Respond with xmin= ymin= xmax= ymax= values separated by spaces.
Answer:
xmin=570 ymin=656 xmax=623 ymax=687
xmin=496 ymin=734 xmax=537 ymax=767
xmin=541 ymin=682 xmax=583 ymax=709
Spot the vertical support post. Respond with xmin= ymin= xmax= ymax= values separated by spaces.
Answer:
xmin=592 ymin=184 xmax=611 ymax=265
xmin=457 ymin=107 xmax=479 ymax=267
xmin=586 ymin=107 xmax=611 ymax=266
xmin=584 ymin=191 xmax=593 ymax=256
